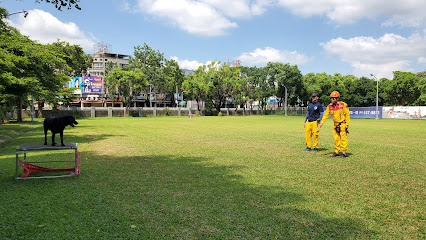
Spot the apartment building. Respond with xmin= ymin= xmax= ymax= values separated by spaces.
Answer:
xmin=87 ymin=52 xmax=129 ymax=76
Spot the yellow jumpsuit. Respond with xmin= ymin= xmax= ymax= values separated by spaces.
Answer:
xmin=320 ymin=102 xmax=351 ymax=153
xmin=305 ymin=121 xmax=319 ymax=149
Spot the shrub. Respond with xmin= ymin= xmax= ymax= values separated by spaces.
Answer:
xmin=218 ymin=112 xmax=223 ymax=116
xmin=164 ymin=108 xmax=171 ymax=116
xmin=203 ymin=100 xmax=216 ymax=116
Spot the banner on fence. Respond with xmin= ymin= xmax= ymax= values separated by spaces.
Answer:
xmin=348 ymin=107 xmax=382 ymax=118
xmin=383 ymin=106 xmax=425 ymax=119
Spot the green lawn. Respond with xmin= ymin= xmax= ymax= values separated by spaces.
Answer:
xmin=0 ymin=116 xmax=425 ymax=239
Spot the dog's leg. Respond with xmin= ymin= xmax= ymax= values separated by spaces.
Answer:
xmin=51 ymin=133 xmax=56 ymax=146
xmin=44 ymin=129 xmax=48 ymax=145
xmin=60 ymin=132 xmax=65 ymax=146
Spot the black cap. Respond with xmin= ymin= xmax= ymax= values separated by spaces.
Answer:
xmin=311 ymin=93 xmax=319 ymax=97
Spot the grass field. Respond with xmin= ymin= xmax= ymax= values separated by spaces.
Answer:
xmin=0 ymin=116 xmax=425 ymax=239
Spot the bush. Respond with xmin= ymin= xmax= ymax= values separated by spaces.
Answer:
xmin=218 ymin=112 xmax=223 ymax=116
xmin=164 ymin=108 xmax=171 ymax=116
xmin=195 ymin=111 xmax=200 ymax=117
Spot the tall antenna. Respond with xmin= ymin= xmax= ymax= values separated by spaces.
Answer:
xmin=93 ymin=42 xmax=112 ymax=54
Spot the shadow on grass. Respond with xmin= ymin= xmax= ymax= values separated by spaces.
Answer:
xmin=0 ymin=151 xmax=376 ymax=239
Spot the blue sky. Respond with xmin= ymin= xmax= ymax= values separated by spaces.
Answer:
xmin=2 ymin=0 xmax=426 ymax=79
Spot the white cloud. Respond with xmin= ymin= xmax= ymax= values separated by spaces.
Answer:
xmin=137 ymin=0 xmax=238 ymax=36
xmin=321 ymin=33 xmax=426 ymax=78
xmin=7 ymin=9 xmax=97 ymax=52
xmin=171 ymin=56 xmax=215 ymax=70
xmin=276 ymin=0 xmax=426 ymax=27
xmin=133 ymin=1 xmax=426 ymax=36
xmin=135 ymin=0 xmax=274 ymax=36
xmin=236 ymin=47 xmax=311 ymax=66
xmin=418 ymin=57 xmax=426 ymax=63
xmin=132 ymin=0 xmax=426 ymax=36
xmin=201 ymin=0 xmax=270 ymax=18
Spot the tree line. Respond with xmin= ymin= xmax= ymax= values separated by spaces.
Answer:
xmin=1 ymin=5 xmax=425 ymax=121
xmin=89 ymin=43 xmax=426 ymax=114
xmin=1 ymin=7 xmax=92 ymax=121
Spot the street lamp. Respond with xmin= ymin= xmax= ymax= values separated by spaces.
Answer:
xmin=1 ymin=10 xmax=28 ymax=20
xmin=284 ymin=85 xmax=288 ymax=116
xmin=370 ymin=74 xmax=379 ymax=119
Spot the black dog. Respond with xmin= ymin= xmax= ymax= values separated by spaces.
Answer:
xmin=44 ymin=116 xmax=78 ymax=146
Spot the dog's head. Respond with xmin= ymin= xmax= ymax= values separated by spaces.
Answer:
xmin=64 ymin=116 xmax=78 ymax=127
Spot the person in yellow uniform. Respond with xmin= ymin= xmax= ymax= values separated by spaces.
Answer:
xmin=318 ymin=91 xmax=350 ymax=157
xmin=303 ymin=93 xmax=324 ymax=152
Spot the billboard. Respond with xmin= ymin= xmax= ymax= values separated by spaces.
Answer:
xmin=69 ymin=77 xmax=83 ymax=94
xmin=349 ymin=107 xmax=382 ymax=118
xmin=69 ymin=76 xmax=103 ymax=94
xmin=383 ymin=106 xmax=426 ymax=119
xmin=82 ymin=76 xmax=103 ymax=94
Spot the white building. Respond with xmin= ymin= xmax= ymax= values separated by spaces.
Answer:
xmin=87 ymin=52 xmax=129 ymax=76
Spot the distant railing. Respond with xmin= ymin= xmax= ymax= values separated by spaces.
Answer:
xmin=12 ymin=106 xmax=307 ymax=118
xmin=11 ymin=106 xmax=424 ymax=119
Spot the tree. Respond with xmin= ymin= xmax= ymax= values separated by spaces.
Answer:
xmin=33 ymin=0 xmax=81 ymax=10
xmin=182 ymin=66 xmax=208 ymax=112
xmin=1 ymin=24 xmax=49 ymax=121
xmin=104 ymin=68 xmax=146 ymax=112
xmin=416 ymin=71 xmax=426 ymax=78
xmin=303 ymin=72 xmax=347 ymax=105
xmin=266 ymin=62 xmax=304 ymax=107
xmin=241 ymin=66 xmax=268 ymax=111
xmin=50 ymin=41 xmax=92 ymax=77
xmin=415 ymin=71 xmax=426 ymax=105
xmin=1 ymin=14 xmax=85 ymax=121
xmin=386 ymin=71 xmax=421 ymax=106
xmin=204 ymin=62 xmax=241 ymax=113
xmin=129 ymin=43 xmax=164 ymax=106
xmin=344 ymin=76 xmax=376 ymax=107
xmin=233 ymin=74 xmax=249 ymax=113
xmin=161 ymin=59 xmax=184 ymax=107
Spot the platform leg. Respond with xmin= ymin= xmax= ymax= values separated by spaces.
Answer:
xmin=15 ymin=153 xmax=19 ymax=179
xmin=74 ymin=149 xmax=78 ymax=173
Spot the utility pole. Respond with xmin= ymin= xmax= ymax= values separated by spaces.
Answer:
xmin=176 ymin=85 xmax=180 ymax=116
xmin=370 ymin=74 xmax=379 ymax=119
xmin=284 ymin=85 xmax=288 ymax=116
xmin=150 ymin=84 xmax=152 ymax=107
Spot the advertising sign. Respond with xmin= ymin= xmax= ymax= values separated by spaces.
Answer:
xmin=383 ymin=106 xmax=426 ymax=119
xmin=349 ymin=107 xmax=382 ymax=118
xmin=69 ymin=76 xmax=103 ymax=94
xmin=82 ymin=76 xmax=103 ymax=94
xmin=69 ymin=77 xmax=83 ymax=94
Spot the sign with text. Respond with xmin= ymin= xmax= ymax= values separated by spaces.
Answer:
xmin=349 ymin=107 xmax=382 ymax=118
xmin=82 ymin=76 xmax=103 ymax=94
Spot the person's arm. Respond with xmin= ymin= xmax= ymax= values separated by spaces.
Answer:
xmin=344 ymin=103 xmax=350 ymax=127
xmin=319 ymin=104 xmax=324 ymax=120
xmin=318 ymin=105 xmax=330 ymax=128
xmin=304 ymin=105 xmax=309 ymax=128
xmin=305 ymin=108 xmax=309 ymax=123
